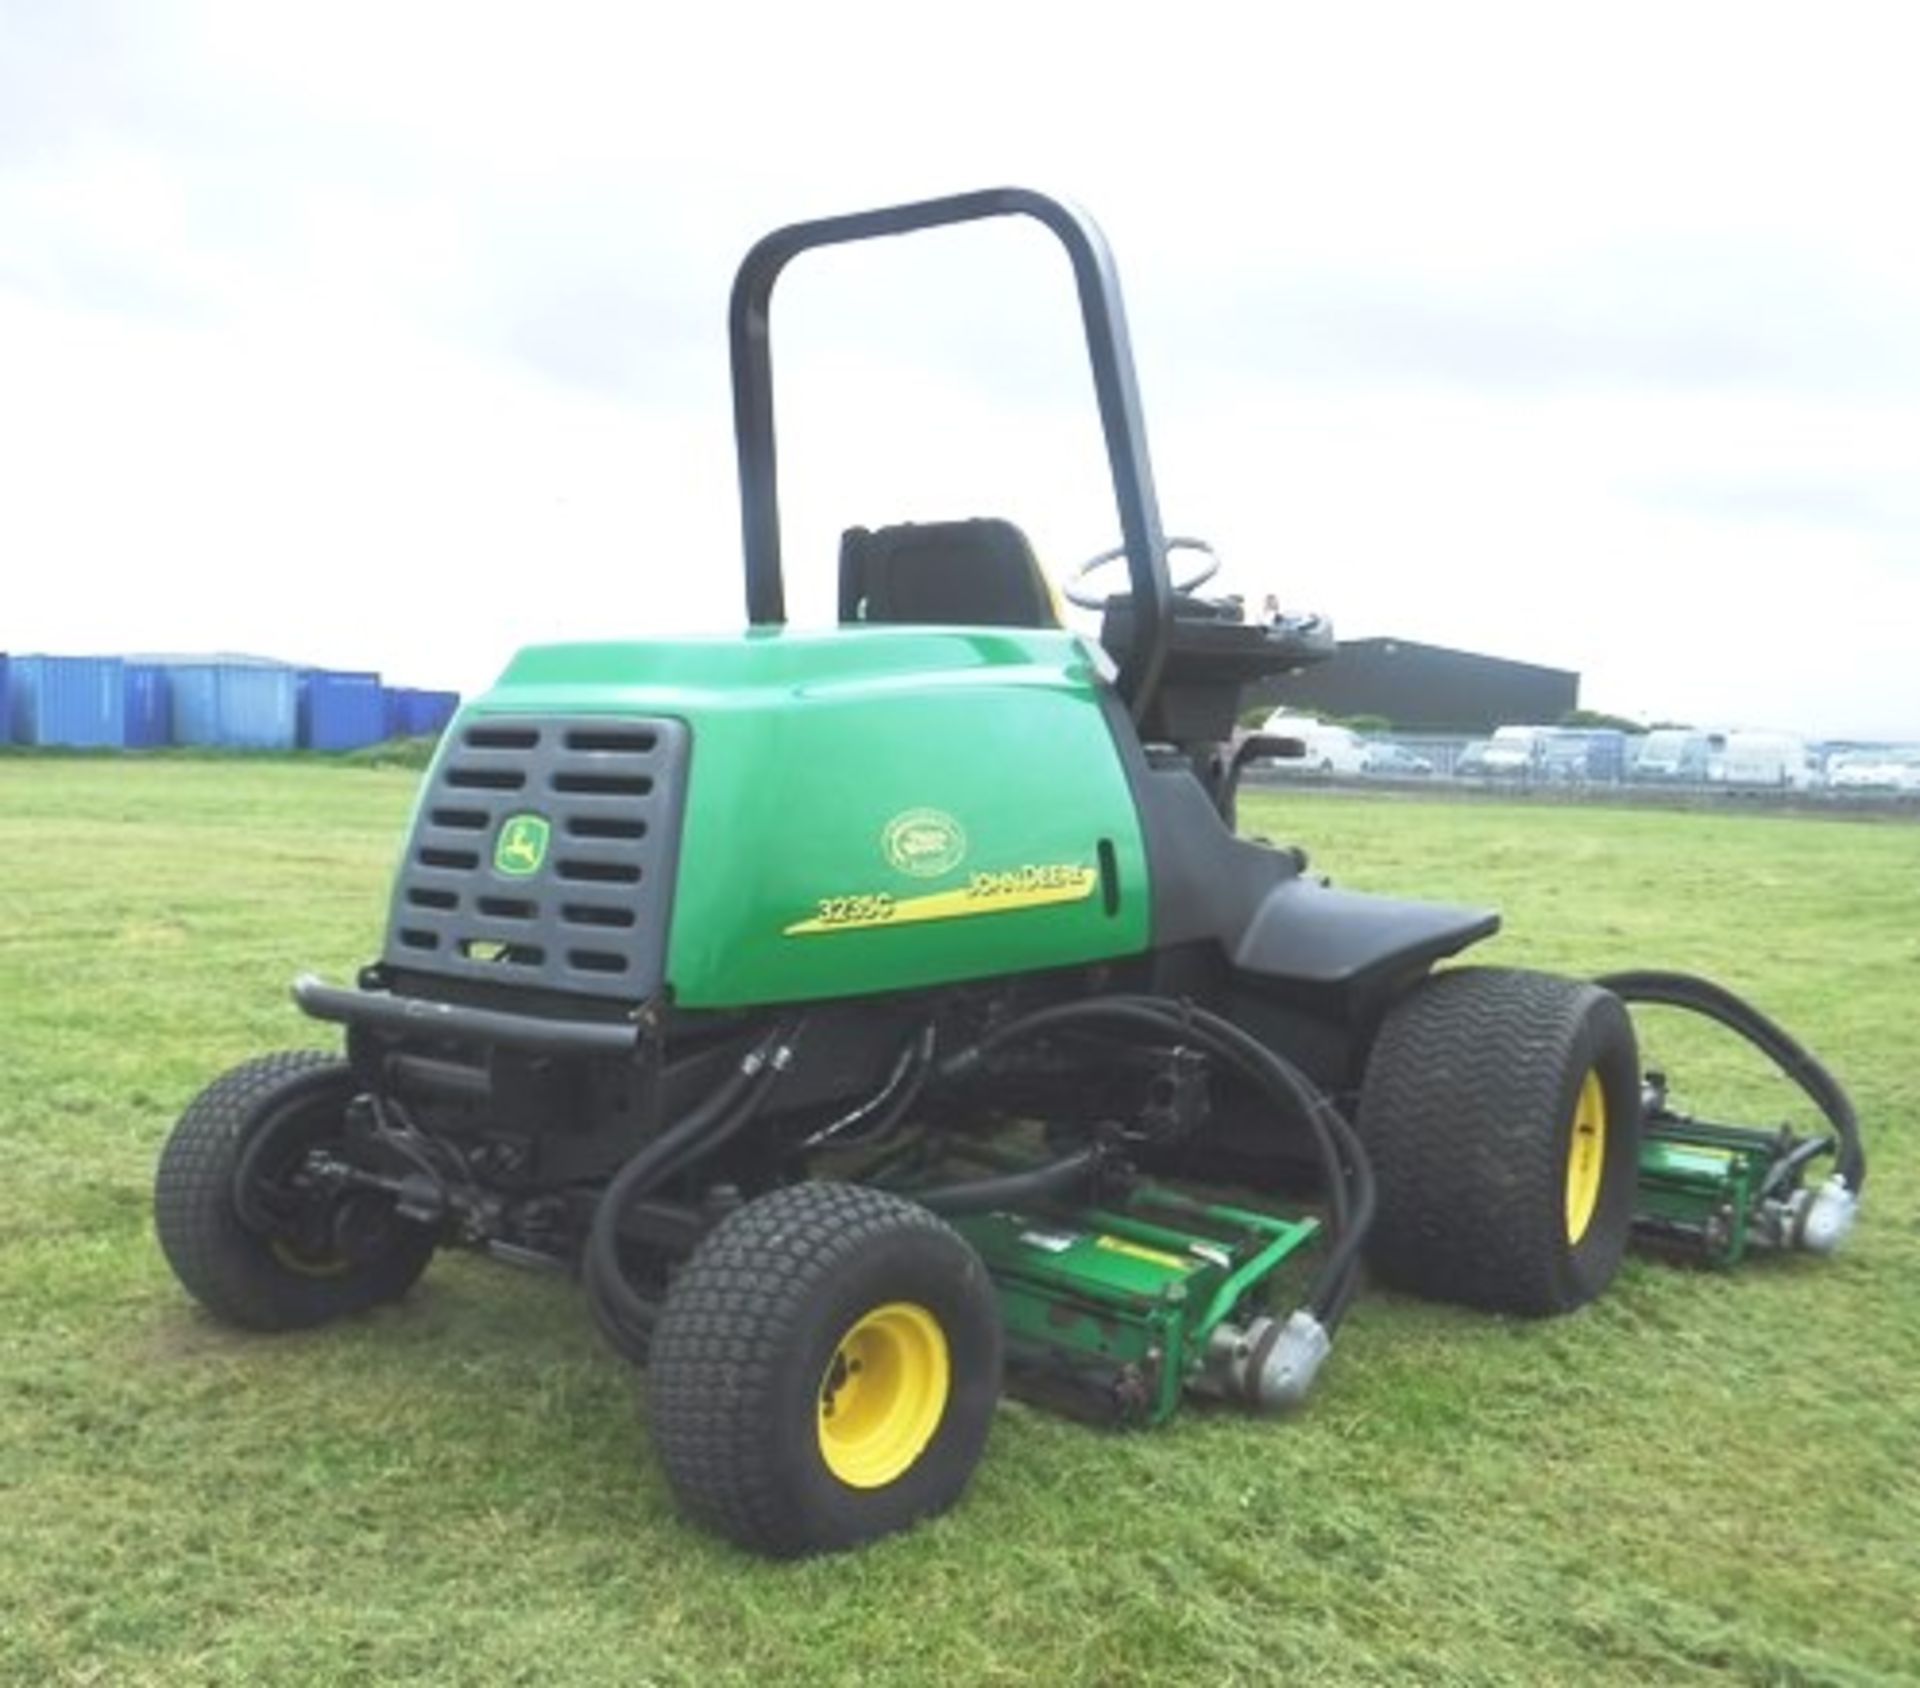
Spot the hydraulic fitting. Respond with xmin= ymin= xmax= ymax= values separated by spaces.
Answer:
xmin=1201 ymin=1309 xmax=1331 ymax=1411
xmin=1753 ymin=1173 xmax=1861 ymax=1256
xmin=1795 ymin=1174 xmax=1860 ymax=1254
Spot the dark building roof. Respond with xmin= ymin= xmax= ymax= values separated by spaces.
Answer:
xmin=1257 ymin=636 xmax=1579 ymax=734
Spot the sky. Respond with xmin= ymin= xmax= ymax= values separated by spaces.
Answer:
xmin=3 ymin=1 xmax=1918 ymax=737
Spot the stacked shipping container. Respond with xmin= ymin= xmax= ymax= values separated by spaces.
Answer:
xmin=167 ymin=663 xmax=299 ymax=750
xmin=298 ymin=670 xmax=387 ymax=750
xmin=4 ymin=654 xmax=457 ymax=749
xmin=124 ymin=664 xmax=171 ymax=748
xmin=390 ymin=688 xmax=461 ymax=737
xmin=7 ymin=655 xmax=127 ymax=747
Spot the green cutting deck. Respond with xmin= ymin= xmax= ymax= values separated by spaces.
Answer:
xmin=953 ymin=1184 xmax=1319 ymax=1425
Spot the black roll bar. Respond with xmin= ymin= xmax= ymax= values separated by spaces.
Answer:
xmin=728 ymin=187 xmax=1173 ymax=720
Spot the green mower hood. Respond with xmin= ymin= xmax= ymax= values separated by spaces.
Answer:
xmin=401 ymin=626 xmax=1151 ymax=1010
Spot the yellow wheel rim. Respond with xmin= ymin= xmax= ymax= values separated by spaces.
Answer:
xmin=1565 ymin=1068 xmax=1608 ymax=1244
xmin=817 ymin=1301 xmax=950 ymax=1490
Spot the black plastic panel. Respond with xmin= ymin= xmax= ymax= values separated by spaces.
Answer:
xmin=381 ymin=715 xmax=689 ymax=1002
xmin=1094 ymin=688 xmax=1497 ymax=988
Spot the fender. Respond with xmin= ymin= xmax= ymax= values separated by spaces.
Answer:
xmin=1232 ymin=877 xmax=1497 ymax=987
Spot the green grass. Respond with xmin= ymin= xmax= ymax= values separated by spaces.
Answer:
xmin=2 ymin=761 xmax=1916 ymax=1686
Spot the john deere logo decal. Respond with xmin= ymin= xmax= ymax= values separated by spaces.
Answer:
xmin=882 ymin=808 xmax=967 ymax=878
xmin=494 ymin=813 xmax=551 ymax=876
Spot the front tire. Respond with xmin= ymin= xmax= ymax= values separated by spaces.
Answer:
xmin=1357 ymin=968 xmax=1641 ymax=1315
xmin=155 ymin=1051 xmax=437 ymax=1331
xmin=647 ymin=1182 xmax=1002 ymax=1557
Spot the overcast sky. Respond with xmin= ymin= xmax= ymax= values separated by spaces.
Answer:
xmin=4 ymin=1 xmax=1917 ymax=736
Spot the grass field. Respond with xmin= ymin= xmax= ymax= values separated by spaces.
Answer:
xmin=2 ymin=759 xmax=1916 ymax=1686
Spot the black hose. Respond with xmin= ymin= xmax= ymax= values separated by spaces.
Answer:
xmin=583 ymin=1019 xmax=798 ymax=1364
xmin=910 ymin=1146 xmax=1105 ymax=1215
xmin=1103 ymin=996 xmax=1376 ymax=1329
xmin=1596 ymin=970 xmax=1865 ymax=1192
xmin=940 ymin=994 xmax=1373 ymax=1331
xmin=585 ymin=1055 xmax=787 ymax=1361
xmin=1759 ymin=1134 xmax=1838 ymax=1202
xmin=803 ymin=1024 xmax=936 ymax=1151
xmin=938 ymin=1001 xmax=1341 ymax=1237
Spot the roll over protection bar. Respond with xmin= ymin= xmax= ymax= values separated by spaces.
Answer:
xmin=729 ymin=186 xmax=1175 ymax=722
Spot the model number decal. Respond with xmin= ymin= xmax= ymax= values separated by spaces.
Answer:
xmin=812 ymin=893 xmax=898 ymax=927
xmin=784 ymin=863 xmax=1098 ymax=936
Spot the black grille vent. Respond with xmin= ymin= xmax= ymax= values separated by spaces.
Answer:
xmin=381 ymin=714 xmax=689 ymax=1001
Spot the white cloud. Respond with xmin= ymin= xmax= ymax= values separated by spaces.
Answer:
xmin=4 ymin=0 xmax=1918 ymax=734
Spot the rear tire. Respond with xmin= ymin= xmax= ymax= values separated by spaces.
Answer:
xmin=647 ymin=1181 xmax=1001 ymax=1557
xmin=155 ymin=1052 xmax=437 ymax=1331
xmin=1357 ymin=968 xmax=1641 ymax=1315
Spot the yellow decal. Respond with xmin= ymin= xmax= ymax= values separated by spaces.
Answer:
xmin=785 ymin=863 xmax=1097 ymax=936
xmin=1094 ymin=1234 xmax=1189 ymax=1271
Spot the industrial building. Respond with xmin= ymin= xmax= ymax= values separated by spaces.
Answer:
xmin=1258 ymin=636 xmax=1579 ymax=734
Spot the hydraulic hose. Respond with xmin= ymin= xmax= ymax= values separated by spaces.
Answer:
xmin=586 ymin=1049 xmax=788 ymax=1360
xmin=938 ymin=999 xmax=1347 ymax=1242
xmin=803 ymin=1024 xmax=936 ymax=1151
xmin=583 ymin=1018 xmax=799 ymax=1365
xmin=939 ymin=994 xmax=1374 ymax=1332
xmin=911 ymin=1146 xmax=1105 ymax=1215
xmin=1596 ymin=970 xmax=1866 ymax=1192
xmin=1105 ymin=995 xmax=1376 ymax=1330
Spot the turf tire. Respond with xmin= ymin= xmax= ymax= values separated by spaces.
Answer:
xmin=155 ymin=1051 xmax=436 ymax=1331
xmin=647 ymin=1181 xmax=1002 ymax=1557
xmin=1357 ymin=968 xmax=1641 ymax=1315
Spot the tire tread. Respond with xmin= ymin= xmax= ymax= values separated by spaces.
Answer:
xmin=1358 ymin=968 xmax=1639 ymax=1315
xmin=648 ymin=1182 xmax=996 ymax=1556
xmin=155 ymin=1051 xmax=433 ymax=1330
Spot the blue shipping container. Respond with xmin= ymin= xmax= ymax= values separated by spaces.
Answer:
xmin=396 ymin=688 xmax=461 ymax=737
xmin=169 ymin=663 xmax=298 ymax=749
xmin=124 ymin=664 xmax=172 ymax=748
xmin=8 ymin=655 xmax=126 ymax=747
xmin=0 ymin=655 xmax=8 ymax=744
xmin=299 ymin=669 xmax=387 ymax=750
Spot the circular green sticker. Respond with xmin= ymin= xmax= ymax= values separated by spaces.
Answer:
xmin=881 ymin=808 xmax=967 ymax=878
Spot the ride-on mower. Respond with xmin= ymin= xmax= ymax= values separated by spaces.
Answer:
xmin=155 ymin=189 xmax=1867 ymax=1557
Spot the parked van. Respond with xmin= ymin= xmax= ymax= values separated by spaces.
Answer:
xmin=1631 ymin=729 xmax=1715 ymax=784
xmin=1258 ymin=712 xmax=1369 ymax=776
xmin=1481 ymin=724 xmax=1550 ymax=778
xmin=1828 ymin=752 xmax=1920 ymax=793
xmin=1716 ymin=731 xmax=1820 ymax=790
xmin=1539 ymin=727 xmax=1632 ymax=784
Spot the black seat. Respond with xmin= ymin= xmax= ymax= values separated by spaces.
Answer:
xmin=839 ymin=519 xmax=1059 ymax=629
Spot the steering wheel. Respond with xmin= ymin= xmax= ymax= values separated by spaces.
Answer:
xmin=1062 ymin=536 xmax=1222 ymax=610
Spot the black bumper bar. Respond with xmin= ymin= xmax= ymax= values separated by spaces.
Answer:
xmin=291 ymin=974 xmax=641 ymax=1059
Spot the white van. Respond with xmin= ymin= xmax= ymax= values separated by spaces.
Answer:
xmin=1716 ymin=731 xmax=1819 ymax=789
xmin=1632 ymin=729 xmax=1715 ymax=783
xmin=1482 ymin=724 xmax=1550 ymax=778
xmin=1259 ymin=713 xmax=1369 ymax=776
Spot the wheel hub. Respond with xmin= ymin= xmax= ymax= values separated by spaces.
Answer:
xmin=817 ymin=1301 xmax=950 ymax=1489
xmin=1565 ymin=1068 xmax=1608 ymax=1244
